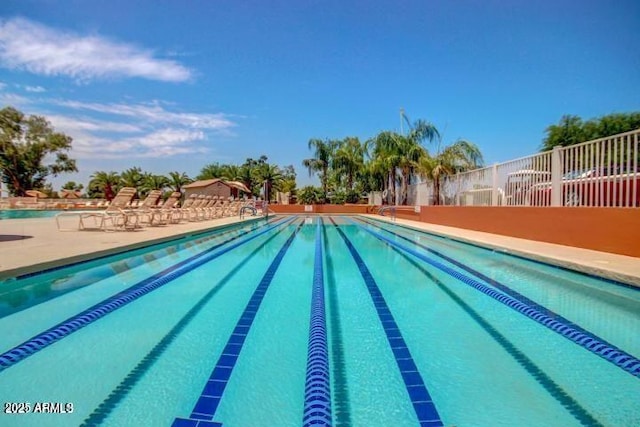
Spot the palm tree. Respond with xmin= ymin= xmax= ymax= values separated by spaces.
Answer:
xmin=220 ymin=164 xmax=241 ymax=181
xmin=366 ymin=131 xmax=405 ymax=204
xmin=332 ymin=137 xmax=364 ymax=192
xmin=415 ymin=139 xmax=484 ymax=205
xmin=88 ymin=171 xmax=120 ymax=200
xmin=254 ymin=163 xmax=283 ymax=202
xmin=143 ymin=173 xmax=170 ymax=195
xmin=168 ymin=171 xmax=192 ymax=194
xmin=120 ymin=167 xmax=145 ymax=193
xmin=303 ymin=138 xmax=335 ymax=202
xmin=197 ymin=163 xmax=225 ymax=180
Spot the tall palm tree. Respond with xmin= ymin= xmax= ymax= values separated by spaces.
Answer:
xmin=366 ymin=131 xmax=404 ymax=204
xmin=332 ymin=137 xmax=364 ymax=192
xmin=88 ymin=171 xmax=120 ymax=200
xmin=303 ymin=138 xmax=335 ymax=202
xmin=415 ymin=139 xmax=484 ymax=205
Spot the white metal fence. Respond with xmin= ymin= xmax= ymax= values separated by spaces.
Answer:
xmin=408 ymin=128 xmax=640 ymax=208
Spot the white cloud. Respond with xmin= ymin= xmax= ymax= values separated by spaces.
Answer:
xmin=47 ymin=114 xmax=142 ymax=134
xmin=43 ymin=99 xmax=233 ymax=160
xmin=136 ymin=128 xmax=206 ymax=147
xmin=0 ymin=18 xmax=192 ymax=82
xmin=25 ymin=85 xmax=45 ymax=92
xmin=0 ymin=91 xmax=31 ymax=106
xmin=0 ymin=81 xmax=6 ymax=90
xmin=56 ymin=99 xmax=236 ymax=131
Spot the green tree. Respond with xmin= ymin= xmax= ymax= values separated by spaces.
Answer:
xmin=297 ymin=185 xmax=322 ymax=204
xmin=61 ymin=181 xmax=84 ymax=191
xmin=168 ymin=171 xmax=192 ymax=193
xmin=143 ymin=173 xmax=170 ymax=194
xmin=254 ymin=163 xmax=283 ymax=202
xmin=279 ymin=165 xmax=297 ymax=194
xmin=120 ymin=167 xmax=145 ymax=194
xmin=415 ymin=139 xmax=483 ymax=205
xmin=333 ymin=137 xmax=364 ymax=192
xmin=541 ymin=112 xmax=640 ymax=151
xmin=0 ymin=106 xmax=77 ymax=196
xmin=87 ymin=171 xmax=120 ymax=200
xmin=197 ymin=162 xmax=225 ymax=180
xmin=303 ymin=138 xmax=336 ymax=202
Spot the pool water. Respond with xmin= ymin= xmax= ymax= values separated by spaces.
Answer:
xmin=0 ymin=215 xmax=638 ymax=427
xmin=0 ymin=210 xmax=63 ymax=219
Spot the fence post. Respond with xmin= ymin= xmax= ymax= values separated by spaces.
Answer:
xmin=491 ymin=163 xmax=499 ymax=206
xmin=551 ymin=146 xmax=562 ymax=206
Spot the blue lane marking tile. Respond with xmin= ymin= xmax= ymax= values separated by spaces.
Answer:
xmin=203 ymin=381 xmax=226 ymax=397
xmin=173 ymin=220 xmax=303 ymax=425
xmin=408 ymin=385 xmax=432 ymax=402
xmin=172 ymin=418 xmax=199 ymax=427
xmin=0 ymin=216 xmax=296 ymax=373
xmin=211 ymin=366 xmax=232 ymax=381
xmin=330 ymin=218 xmax=444 ymax=427
xmin=302 ymin=219 xmax=332 ymax=427
xmin=351 ymin=217 xmax=640 ymax=379
xmin=401 ymin=371 xmax=425 ymax=387
xmin=414 ymin=401 xmax=440 ymax=421
xmin=398 ymin=358 xmax=418 ymax=372
xmin=217 ymin=354 xmax=237 ymax=367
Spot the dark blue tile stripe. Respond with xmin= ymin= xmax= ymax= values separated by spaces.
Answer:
xmin=302 ymin=218 xmax=332 ymax=427
xmin=173 ymin=220 xmax=303 ymax=426
xmin=330 ymin=218 xmax=443 ymax=427
xmin=349 ymin=218 xmax=640 ymax=379
xmin=0 ymin=216 xmax=295 ymax=373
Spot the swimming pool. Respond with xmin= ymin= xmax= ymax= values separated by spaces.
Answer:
xmin=0 ymin=210 xmax=63 ymax=220
xmin=0 ymin=215 xmax=638 ymax=426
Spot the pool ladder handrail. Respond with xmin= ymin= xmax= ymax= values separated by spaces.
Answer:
xmin=239 ymin=204 xmax=257 ymax=219
xmin=378 ymin=205 xmax=397 ymax=220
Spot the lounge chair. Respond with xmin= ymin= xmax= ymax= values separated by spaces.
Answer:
xmin=130 ymin=189 xmax=163 ymax=226
xmin=151 ymin=191 xmax=183 ymax=225
xmin=56 ymin=187 xmax=138 ymax=231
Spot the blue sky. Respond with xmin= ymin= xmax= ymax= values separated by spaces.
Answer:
xmin=1 ymin=0 xmax=639 ymax=190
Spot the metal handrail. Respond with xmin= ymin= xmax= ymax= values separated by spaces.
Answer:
xmin=239 ymin=205 xmax=257 ymax=219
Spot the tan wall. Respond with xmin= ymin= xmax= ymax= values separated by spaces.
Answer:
xmin=185 ymin=182 xmax=231 ymax=200
xmin=417 ymin=207 xmax=640 ymax=258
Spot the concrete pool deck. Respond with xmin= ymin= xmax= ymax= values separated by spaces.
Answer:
xmin=1 ymin=213 xmax=639 ymax=287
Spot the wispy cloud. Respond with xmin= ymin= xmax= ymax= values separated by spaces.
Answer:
xmin=0 ymin=91 xmax=31 ymax=106
xmin=24 ymin=85 xmax=45 ymax=92
xmin=56 ymin=99 xmax=236 ymax=131
xmin=43 ymin=98 xmax=236 ymax=159
xmin=47 ymin=114 xmax=142 ymax=134
xmin=0 ymin=18 xmax=192 ymax=82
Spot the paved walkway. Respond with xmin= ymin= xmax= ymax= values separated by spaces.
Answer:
xmin=0 ymin=214 xmax=261 ymax=279
xmin=1 ymin=214 xmax=639 ymax=287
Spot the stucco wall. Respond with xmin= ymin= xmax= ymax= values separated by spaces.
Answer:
xmin=185 ymin=182 xmax=231 ymax=200
xmin=417 ymin=207 xmax=640 ymax=257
